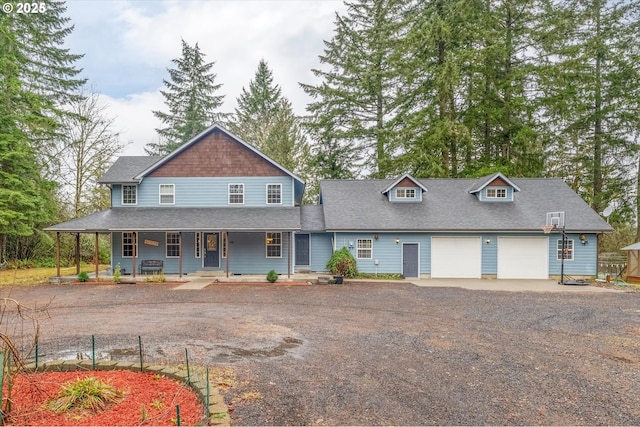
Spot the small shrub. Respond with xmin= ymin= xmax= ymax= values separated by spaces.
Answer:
xmin=47 ymin=376 xmax=125 ymax=414
xmin=77 ymin=271 xmax=89 ymax=282
xmin=145 ymin=270 xmax=165 ymax=283
xmin=267 ymin=269 xmax=278 ymax=283
xmin=326 ymin=247 xmax=358 ymax=278
xmin=113 ymin=263 xmax=121 ymax=283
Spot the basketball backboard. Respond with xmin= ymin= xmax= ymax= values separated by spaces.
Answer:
xmin=545 ymin=211 xmax=565 ymax=228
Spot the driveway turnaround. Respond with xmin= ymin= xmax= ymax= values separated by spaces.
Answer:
xmin=4 ymin=281 xmax=639 ymax=425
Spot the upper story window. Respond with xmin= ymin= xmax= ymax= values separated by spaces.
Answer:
xmin=486 ymin=188 xmax=507 ymax=199
xmin=229 ymin=184 xmax=244 ymax=204
xmin=159 ymin=184 xmax=175 ymax=205
xmin=357 ymin=239 xmax=373 ymax=259
xmin=267 ymin=184 xmax=282 ymax=204
xmin=122 ymin=185 xmax=137 ymax=205
xmin=395 ymin=188 xmax=416 ymax=199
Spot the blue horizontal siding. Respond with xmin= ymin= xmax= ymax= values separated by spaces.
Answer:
xmin=548 ymin=233 xmax=597 ymax=276
xmin=308 ymin=233 xmax=333 ymax=272
xmin=111 ymin=176 xmax=295 ymax=208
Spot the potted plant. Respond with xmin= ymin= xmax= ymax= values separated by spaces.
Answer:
xmin=326 ymin=247 xmax=357 ymax=284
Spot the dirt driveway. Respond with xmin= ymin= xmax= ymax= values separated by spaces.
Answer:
xmin=3 ymin=281 xmax=640 ymax=425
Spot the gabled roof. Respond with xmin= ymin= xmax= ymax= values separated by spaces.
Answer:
xmin=319 ymin=178 xmax=612 ymax=233
xmin=381 ymin=173 xmax=428 ymax=194
xmin=468 ymin=172 xmax=521 ymax=194
xmin=621 ymin=242 xmax=640 ymax=251
xmin=133 ymin=124 xmax=304 ymax=186
xmin=98 ymin=156 xmax=162 ymax=184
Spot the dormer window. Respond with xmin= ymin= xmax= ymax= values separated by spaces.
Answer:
xmin=486 ymin=188 xmax=507 ymax=199
xmin=396 ymin=188 xmax=416 ymax=199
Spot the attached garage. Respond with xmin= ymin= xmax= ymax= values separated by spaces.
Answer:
xmin=431 ymin=237 xmax=482 ymax=278
xmin=497 ymin=237 xmax=548 ymax=279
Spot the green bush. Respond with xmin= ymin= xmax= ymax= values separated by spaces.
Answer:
xmin=113 ymin=263 xmax=121 ymax=283
xmin=267 ymin=269 xmax=278 ymax=283
xmin=326 ymin=247 xmax=358 ymax=278
xmin=77 ymin=271 xmax=90 ymax=282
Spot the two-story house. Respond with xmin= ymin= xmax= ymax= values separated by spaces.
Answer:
xmin=46 ymin=124 xmax=612 ymax=281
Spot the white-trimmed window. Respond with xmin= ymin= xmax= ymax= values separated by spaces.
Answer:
xmin=122 ymin=232 xmax=137 ymax=258
xmin=486 ymin=188 xmax=507 ymax=198
xmin=159 ymin=184 xmax=175 ymax=205
xmin=166 ymin=232 xmax=181 ymax=257
xmin=122 ymin=185 xmax=137 ymax=205
xmin=266 ymin=232 xmax=282 ymax=258
xmin=396 ymin=188 xmax=416 ymax=199
xmin=556 ymin=239 xmax=574 ymax=261
xmin=267 ymin=184 xmax=282 ymax=204
xmin=221 ymin=232 xmax=227 ymax=258
xmin=229 ymin=184 xmax=244 ymax=204
xmin=357 ymin=239 xmax=373 ymax=259
xmin=195 ymin=232 xmax=201 ymax=258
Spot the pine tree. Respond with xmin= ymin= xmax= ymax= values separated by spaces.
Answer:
xmin=301 ymin=0 xmax=409 ymax=178
xmin=147 ymin=39 xmax=225 ymax=156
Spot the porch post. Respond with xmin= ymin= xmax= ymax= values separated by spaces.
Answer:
xmin=179 ymin=232 xmax=183 ymax=278
xmin=132 ymin=232 xmax=136 ymax=278
xmin=287 ymin=232 xmax=291 ymax=278
xmin=225 ymin=231 xmax=229 ymax=278
xmin=75 ymin=233 xmax=80 ymax=274
xmin=94 ymin=232 xmax=99 ymax=279
xmin=55 ymin=232 xmax=60 ymax=278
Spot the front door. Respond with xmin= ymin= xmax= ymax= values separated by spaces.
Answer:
xmin=204 ymin=233 xmax=219 ymax=268
xmin=295 ymin=234 xmax=310 ymax=266
xmin=402 ymin=243 xmax=419 ymax=278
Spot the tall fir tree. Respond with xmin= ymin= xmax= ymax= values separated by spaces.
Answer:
xmin=229 ymin=60 xmax=311 ymax=196
xmin=301 ymin=0 xmax=409 ymax=178
xmin=539 ymin=0 xmax=640 ymax=216
xmin=147 ymin=39 xmax=225 ymax=156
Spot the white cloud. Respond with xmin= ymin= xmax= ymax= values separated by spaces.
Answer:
xmin=65 ymin=0 xmax=346 ymax=156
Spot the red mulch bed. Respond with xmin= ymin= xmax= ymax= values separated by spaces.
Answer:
xmin=5 ymin=370 xmax=204 ymax=426
xmin=72 ymin=281 xmax=188 ymax=285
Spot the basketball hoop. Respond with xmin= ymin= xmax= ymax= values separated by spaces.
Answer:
xmin=541 ymin=225 xmax=555 ymax=234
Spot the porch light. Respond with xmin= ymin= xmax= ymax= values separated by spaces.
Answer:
xmin=485 ymin=238 xmax=491 ymax=244
xmin=395 ymin=238 xmax=400 ymax=244
xmin=374 ymin=234 xmax=379 ymax=240
xmin=579 ymin=234 xmax=588 ymax=245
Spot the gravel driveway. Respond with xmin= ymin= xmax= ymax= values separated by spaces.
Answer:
xmin=3 ymin=281 xmax=640 ymax=425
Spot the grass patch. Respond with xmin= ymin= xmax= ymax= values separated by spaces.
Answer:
xmin=0 ymin=264 xmax=110 ymax=286
xmin=355 ymin=273 xmax=405 ymax=280
xmin=46 ymin=376 xmax=125 ymax=415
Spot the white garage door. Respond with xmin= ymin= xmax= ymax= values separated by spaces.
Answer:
xmin=498 ymin=237 xmax=548 ymax=279
xmin=431 ymin=237 xmax=482 ymax=278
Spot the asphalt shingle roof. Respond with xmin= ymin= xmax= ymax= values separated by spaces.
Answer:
xmin=45 ymin=207 xmax=301 ymax=232
xmin=300 ymin=205 xmax=326 ymax=232
xmin=98 ymin=157 xmax=163 ymax=184
xmin=319 ymin=178 xmax=612 ymax=233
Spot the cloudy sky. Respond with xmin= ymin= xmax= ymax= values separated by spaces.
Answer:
xmin=63 ymin=0 xmax=347 ymax=155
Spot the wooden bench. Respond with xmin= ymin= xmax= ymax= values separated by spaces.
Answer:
xmin=139 ymin=260 xmax=163 ymax=274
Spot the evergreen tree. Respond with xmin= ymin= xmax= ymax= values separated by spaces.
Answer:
xmin=229 ymin=60 xmax=311 ymax=191
xmin=147 ymin=39 xmax=225 ymax=156
xmin=539 ymin=0 xmax=640 ymax=214
xmin=0 ymin=18 xmax=55 ymax=262
xmin=301 ymin=0 xmax=409 ymax=178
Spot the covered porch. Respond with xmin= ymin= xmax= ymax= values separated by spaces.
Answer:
xmin=44 ymin=207 xmax=301 ymax=279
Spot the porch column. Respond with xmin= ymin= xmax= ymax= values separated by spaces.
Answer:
xmin=56 ymin=232 xmax=60 ymax=278
xmin=287 ymin=231 xmax=291 ymax=278
xmin=225 ymin=231 xmax=229 ymax=278
xmin=132 ymin=232 xmax=136 ymax=278
xmin=75 ymin=233 xmax=80 ymax=274
xmin=94 ymin=232 xmax=99 ymax=279
xmin=179 ymin=232 xmax=183 ymax=278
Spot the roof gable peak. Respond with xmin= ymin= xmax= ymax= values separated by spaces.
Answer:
xmin=381 ymin=173 xmax=428 ymax=194
xmin=469 ymin=172 xmax=521 ymax=194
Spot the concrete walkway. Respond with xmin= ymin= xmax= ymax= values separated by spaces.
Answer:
xmin=168 ymin=274 xmax=618 ymax=292
xmin=410 ymin=278 xmax=617 ymax=292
